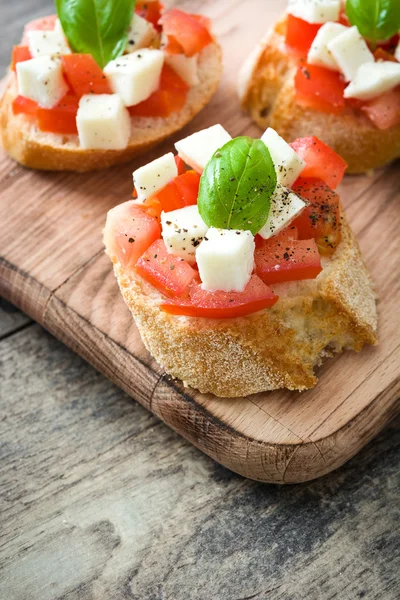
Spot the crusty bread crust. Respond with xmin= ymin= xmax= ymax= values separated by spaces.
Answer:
xmin=0 ymin=43 xmax=222 ymax=172
xmin=106 ymin=210 xmax=378 ymax=398
xmin=238 ymin=16 xmax=400 ymax=174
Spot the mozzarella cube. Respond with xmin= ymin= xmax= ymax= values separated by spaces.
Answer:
xmin=77 ymin=94 xmax=131 ymax=150
xmin=125 ymin=14 xmax=157 ymax=53
xmin=258 ymin=185 xmax=306 ymax=240
xmin=133 ymin=153 xmax=178 ymax=202
xmin=54 ymin=18 xmax=65 ymax=37
xmin=196 ymin=228 xmax=255 ymax=292
xmin=27 ymin=30 xmax=70 ymax=58
xmin=161 ymin=205 xmax=208 ymax=263
xmin=16 ymin=57 xmax=68 ymax=108
xmin=287 ymin=0 xmax=341 ymax=24
xmin=308 ymin=22 xmax=348 ymax=70
xmin=344 ymin=61 xmax=400 ymax=101
xmin=175 ymin=125 xmax=232 ymax=173
xmin=165 ymin=53 xmax=199 ymax=86
xmin=261 ymin=128 xmax=305 ymax=187
xmin=104 ymin=49 xmax=164 ymax=107
xmin=327 ymin=26 xmax=374 ymax=82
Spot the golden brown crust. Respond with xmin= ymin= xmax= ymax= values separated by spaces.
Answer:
xmin=0 ymin=43 xmax=222 ymax=172
xmin=239 ymin=16 xmax=400 ymax=174
xmin=106 ymin=211 xmax=378 ymax=398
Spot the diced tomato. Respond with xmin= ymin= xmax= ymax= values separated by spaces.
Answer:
xmin=338 ymin=10 xmax=350 ymax=27
xmin=62 ymin=54 xmax=112 ymax=97
xmin=12 ymin=96 xmax=38 ymax=117
xmin=255 ymin=237 xmax=322 ymax=285
xmin=360 ymin=86 xmax=400 ymax=130
xmin=11 ymin=46 xmax=32 ymax=71
xmin=104 ymin=202 xmax=161 ymax=269
xmin=22 ymin=15 xmax=57 ymax=43
xmin=175 ymin=155 xmax=186 ymax=175
xmin=174 ymin=170 xmax=200 ymax=206
xmin=136 ymin=1 xmax=163 ymax=29
xmin=157 ymin=181 xmax=184 ymax=212
xmin=136 ymin=239 xmax=197 ymax=297
xmin=373 ymin=48 xmax=398 ymax=62
xmin=36 ymin=94 xmax=79 ymax=134
xmin=285 ymin=15 xmax=321 ymax=55
xmin=160 ymin=8 xmax=213 ymax=57
xmin=292 ymin=178 xmax=341 ymax=256
xmin=255 ymin=226 xmax=298 ymax=248
xmin=295 ymin=64 xmax=346 ymax=115
xmin=161 ymin=275 xmax=279 ymax=318
xmin=129 ymin=64 xmax=189 ymax=118
xmin=290 ymin=136 xmax=347 ymax=189
xmin=140 ymin=197 xmax=163 ymax=221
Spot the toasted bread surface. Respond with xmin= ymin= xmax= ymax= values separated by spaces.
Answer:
xmin=239 ymin=16 xmax=400 ymax=174
xmin=0 ymin=43 xmax=222 ymax=172
xmin=105 ymin=211 xmax=377 ymax=398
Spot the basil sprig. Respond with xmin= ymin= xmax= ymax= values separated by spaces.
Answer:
xmin=56 ymin=0 xmax=136 ymax=68
xmin=346 ymin=0 xmax=400 ymax=46
xmin=198 ymin=137 xmax=277 ymax=235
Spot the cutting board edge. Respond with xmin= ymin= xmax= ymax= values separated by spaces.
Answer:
xmin=3 ymin=260 xmax=396 ymax=485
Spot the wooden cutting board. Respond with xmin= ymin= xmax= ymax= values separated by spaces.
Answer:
xmin=1 ymin=0 xmax=399 ymax=484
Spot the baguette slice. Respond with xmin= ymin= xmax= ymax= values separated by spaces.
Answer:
xmin=105 ymin=209 xmax=377 ymax=398
xmin=238 ymin=16 xmax=400 ymax=174
xmin=0 ymin=43 xmax=222 ymax=172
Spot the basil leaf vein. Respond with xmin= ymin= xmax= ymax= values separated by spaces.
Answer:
xmin=346 ymin=0 xmax=400 ymax=46
xmin=56 ymin=0 xmax=136 ymax=68
xmin=198 ymin=137 xmax=277 ymax=235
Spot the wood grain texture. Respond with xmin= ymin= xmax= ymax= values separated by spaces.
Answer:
xmin=0 ymin=0 xmax=399 ymax=484
xmin=1 ymin=326 xmax=399 ymax=600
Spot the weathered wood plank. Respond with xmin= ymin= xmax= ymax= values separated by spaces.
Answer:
xmin=0 ymin=325 xmax=399 ymax=600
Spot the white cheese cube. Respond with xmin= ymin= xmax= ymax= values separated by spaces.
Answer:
xmin=133 ymin=153 xmax=178 ymax=202
xmin=196 ymin=227 xmax=255 ymax=293
xmin=54 ymin=18 xmax=65 ymax=36
xmin=165 ymin=53 xmax=199 ymax=86
xmin=16 ymin=57 xmax=69 ymax=108
xmin=308 ymin=22 xmax=348 ymax=70
xmin=77 ymin=94 xmax=131 ymax=150
xmin=258 ymin=185 xmax=306 ymax=240
xmin=125 ymin=14 xmax=157 ymax=53
xmin=395 ymin=39 xmax=400 ymax=62
xmin=175 ymin=125 xmax=232 ymax=173
xmin=261 ymin=128 xmax=305 ymax=188
xmin=161 ymin=205 xmax=208 ymax=263
xmin=104 ymin=49 xmax=164 ymax=107
xmin=27 ymin=30 xmax=71 ymax=58
xmin=287 ymin=0 xmax=341 ymax=24
xmin=327 ymin=26 xmax=374 ymax=82
xmin=344 ymin=61 xmax=400 ymax=101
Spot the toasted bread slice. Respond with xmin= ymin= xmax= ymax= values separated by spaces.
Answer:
xmin=0 ymin=43 xmax=222 ymax=172
xmin=105 ymin=209 xmax=377 ymax=398
xmin=238 ymin=16 xmax=400 ymax=174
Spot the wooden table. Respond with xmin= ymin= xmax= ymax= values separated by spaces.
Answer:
xmin=1 ymin=2 xmax=399 ymax=598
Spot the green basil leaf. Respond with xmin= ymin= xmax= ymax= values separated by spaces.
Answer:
xmin=198 ymin=137 xmax=277 ymax=235
xmin=56 ymin=0 xmax=136 ymax=68
xmin=346 ymin=0 xmax=400 ymax=45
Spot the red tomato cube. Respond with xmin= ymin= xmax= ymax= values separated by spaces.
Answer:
xmin=290 ymin=136 xmax=347 ymax=189
xmin=12 ymin=96 xmax=38 ymax=117
xmin=294 ymin=64 xmax=346 ymax=115
xmin=174 ymin=170 xmax=200 ymax=206
xmin=36 ymin=94 xmax=79 ymax=134
xmin=160 ymin=8 xmax=213 ymax=57
xmin=135 ymin=1 xmax=163 ymax=29
xmin=11 ymin=46 xmax=32 ymax=71
xmin=285 ymin=15 xmax=321 ymax=55
xmin=104 ymin=202 xmax=161 ymax=269
xmin=161 ymin=275 xmax=279 ymax=318
xmin=255 ymin=238 xmax=322 ymax=285
xmin=360 ymin=86 xmax=400 ymax=130
xmin=136 ymin=239 xmax=197 ymax=297
xmin=292 ymin=178 xmax=341 ymax=256
xmin=62 ymin=54 xmax=112 ymax=97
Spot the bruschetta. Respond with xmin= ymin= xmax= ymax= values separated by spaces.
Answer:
xmin=0 ymin=4 xmax=222 ymax=172
xmin=103 ymin=124 xmax=377 ymax=398
xmin=238 ymin=0 xmax=400 ymax=173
